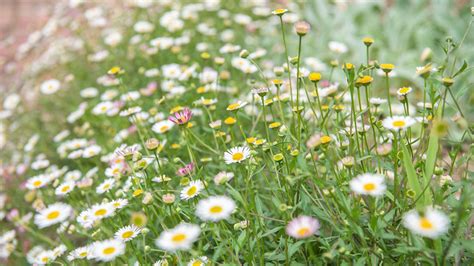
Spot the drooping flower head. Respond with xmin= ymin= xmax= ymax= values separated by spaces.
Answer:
xmin=169 ymin=107 xmax=192 ymax=125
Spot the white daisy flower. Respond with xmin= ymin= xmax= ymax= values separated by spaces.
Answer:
xmin=55 ymin=181 xmax=75 ymax=196
xmin=224 ymin=146 xmax=251 ymax=164
xmin=52 ymin=245 xmax=67 ymax=258
xmin=382 ymin=116 xmax=416 ymax=131
xmin=68 ymin=246 xmax=91 ymax=261
xmin=152 ymin=120 xmax=175 ymax=134
xmin=369 ymin=97 xmax=387 ymax=106
xmin=196 ymin=195 xmax=236 ymax=222
xmin=187 ymin=256 xmax=208 ymax=266
xmin=180 ymin=180 xmax=204 ymax=200
xmin=154 ymin=259 xmax=169 ymax=266
xmin=286 ymin=215 xmax=320 ymax=239
xmin=92 ymin=101 xmax=114 ymax=115
xmin=134 ymin=20 xmax=154 ymax=33
xmin=26 ymin=175 xmax=50 ymax=190
xmin=34 ymin=203 xmax=73 ymax=228
xmin=31 ymin=159 xmax=50 ymax=170
xmin=80 ymin=87 xmax=98 ymax=98
xmin=397 ymin=86 xmax=413 ymax=96
xmin=35 ymin=250 xmax=56 ymax=265
xmin=114 ymin=225 xmax=141 ymax=242
xmin=91 ymin=239 xmax=125 ymax=262
xmin=96 ymin=178 xmax=116 ymax=194
xmin=82 ymin=145 xmax=102 ymax=158
xmin=328 ymin=41 xmax=348 ymax=54
xmin=213 ymin=171 xmax=234 ymax=185
xmin=64 ymin=170 xmax=82 ymax=182
xmin=155 ymin=223 xmax=201 ymax=252
xmin=40 ymin=79 xmax=61 ymax=95
xmin=162 ymin=64 xmax=182 ymax=79
xmin=77 ymin=210 xmax=94 ymax=228
xmin=90 ymin=202 xmax=116 ymax=220
xmin=349 ymin=173 xmax=386 ymax=197
xmin=111 ymin=198 xmax=129 ymax=209
xmin=403 ymin=207 xmax=450 ymax=238
xmin=226 ymin=101 xmax=248 ymax=111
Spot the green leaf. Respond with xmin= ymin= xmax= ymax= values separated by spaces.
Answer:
xmin=422 ymin=105 xmax=442 ymax=206
xmin=423 ymin=129 xmax=438 ymax=202
xmin=288 ymin=240 xmax=305 ymax=258
xmin=452 ymin=60 xmax=468 ymax=78
xmin=400 ymin=144 xmax=424 ymax=206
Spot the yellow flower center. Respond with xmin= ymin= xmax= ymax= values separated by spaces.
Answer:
xmin=61 ymin=185 xmax=70 ymax=192
xmin=274 ymin=8 xmax=286 ymax=14
xmin=309 ymin=72 xmax=321 ymax=81
xmin=392 ymin=120 xmax=406 ymax=128
xmin=320 ymin=136 xmax=332 ymax=144
xmin=133 ymin=189 xmax=143 ymax=197
xmin=95 ymin=208 xmax=107 ymax=216
xmin=380 ymin=64 xmax=394 ymax=70
xmin=227 ymin=103 xmax=239 ymax=110
xmin=103 ymin=247 xmax=116 ymax=255
xmin=160 ymin=125 xmax=169 ymax=132
xmin=269 ymin=122 xmax=281 ymax=128
xmin=399 ymin=87 xmax=410 ymax=94
xmin=210 ymin=205 xmax=223 ymax=214
xmin=47 ymin=211 xmax=60 ymax=220
xmin=363 ymin=183 xmax=376 ymax=191
xmin=122 ymin=231 xmax=134 ymax=239
xmin=297 ymin=227 xmax=310 ymax=237
xmin=79 ymin=251 xmax=87 ymax=257
xmin=357 ymin=76 xmax=373 ymax=84
xmin=232 ymin=152 xmax=244 ymax=161
xmin=171 ymin=233 xmax=187 ymax=243
xmin=419 ymin=218 xmax=433 ymax=229
xmin=192 ymin=261 xmax=203 ymax=266
xmin=224 ymin=117 xmax=236 ymax=124
xmin=33 ymin=180 xmax=42 ymax=187
xmin=187 ymin=186 xmax=197 ymax=196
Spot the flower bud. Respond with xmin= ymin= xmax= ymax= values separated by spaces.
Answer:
xmin=294 ymin=21 xmax=311 ymax=36
xmin=142 ymin=192 xmax=153 ymax=204
xmin=362 ymin=37 xmax=374 ymax=46
xmin=145 ymin=138 xmax=160 ymax=150
xmin=441 ymin=77 xmax=454 ymax=87
xmin=239 ymin=49 xmax=249 ymax=58
xmin=308 ymin=72 xmax=321 ymax=82
xmin=162 ymin=193 xmax=176 ymax=204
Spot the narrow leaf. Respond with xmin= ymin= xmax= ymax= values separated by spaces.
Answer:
xmin=401 ymin=144 xmax=423 ymax=206
xmin=452 ymin=60 xmax=468 ymax=78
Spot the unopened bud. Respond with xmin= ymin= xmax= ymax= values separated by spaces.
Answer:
xmin=239 ymin=49 xmax=249 ymax=58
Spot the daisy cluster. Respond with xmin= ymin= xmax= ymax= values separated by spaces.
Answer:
xmin=0 ymin=0 xmax=472 ymax=265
